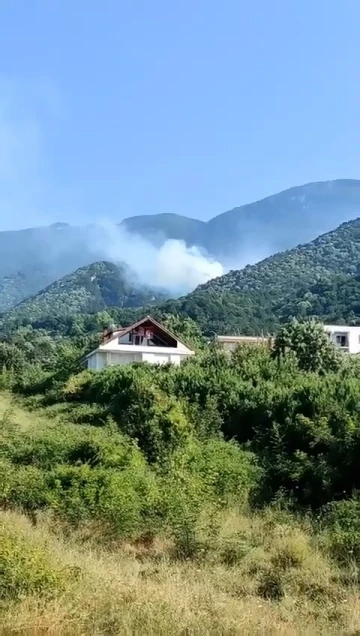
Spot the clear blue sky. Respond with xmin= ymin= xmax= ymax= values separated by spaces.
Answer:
xmin=1 ymin=0 xmax=360 ymax=230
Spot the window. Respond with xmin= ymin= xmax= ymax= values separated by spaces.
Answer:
xmin=335 ymin=334 xmax=348 ymax=347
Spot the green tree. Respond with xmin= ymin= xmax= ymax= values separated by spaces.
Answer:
xmin=272 ymin=319 xmax=340 ymax=373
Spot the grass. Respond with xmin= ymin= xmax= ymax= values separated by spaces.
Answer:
xmin=1 ymin=393 xmax=360 ymax=634
xmin=0 ymin=391 xmax=63 ymax=433
xmin=0 ymin=509 xmax=360 ymax=635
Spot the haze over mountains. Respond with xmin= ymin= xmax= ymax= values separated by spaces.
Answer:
xmin=2 ymin=179 xmax=360 ymax=313
xmin=122 ymin=179 xmax=360 ymax=262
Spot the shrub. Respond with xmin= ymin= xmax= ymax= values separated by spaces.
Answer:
xmin=321 ymin=496 xmax=360 ymax=562
xmin=0 ymin=514 xmax=66 ymax=601
xmin=169 ymin=438 xmax=261 ymax=507
xmin=62 ymin=370 xmax=95 ymax=402
xmin=257 ymin=568 xmax=285 ymax=600
xmin=46 ymin=461 xmax=160 ymax=539
xmin=66 ymin=403 xmax=109 ymax=426
xmin=0 ymin=462 xmax=50 ymax=514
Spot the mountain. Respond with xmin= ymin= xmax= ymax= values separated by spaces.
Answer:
xmin=121 ymin=180 xmax=360 ymax=261
xmin=0 ymin=269 xmax=56 ymax=311
xmin=166 ymin=217 xmax=360 ymax=334
xmin=1 ymin=179 xmax=360 ymax=311
xmin=200 ymin=179 xmax=360 ymax=260
xmin=121 ymin=213 xmax=204 ymax=246
xmin=0 ymin=262 xmax=168 ymax=330
xmin=5 ymin=217 xmax=360 ymax=338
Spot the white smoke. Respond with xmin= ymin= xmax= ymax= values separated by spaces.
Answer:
xmin=88 ymin=221 xmax=224 ymax=294
xmin=152 ymin=239 xmax=224 ymax=291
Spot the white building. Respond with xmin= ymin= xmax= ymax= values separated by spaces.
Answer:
xmin=215 ymin=326 xmax=360 ymax=355
xmin=323 ymin=325 xmax=360 ymax=354
xmin=83 ymin=316 xmax=195 ymax=371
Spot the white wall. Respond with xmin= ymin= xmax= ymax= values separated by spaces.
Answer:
xmin=108 ymin=352 xmax=142 ymax=365
xmin=324 ymin=325 xmax=360 ymax=354
xmin=142 ymin=352 xmax=183 ymax=365
xmin=86 ymin=350 xmax=189 ymax=370
xmin=87 ymin=352 xmax=107 ymax=370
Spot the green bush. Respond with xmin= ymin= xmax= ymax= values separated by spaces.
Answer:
xmin=46 ymin=462 xmax=160 ymax=538
xmin=321 ymin=496 xmax=360 ymax=562
xmin=170 ymin=438 xmax=261 ymax=506
xmin=0 ymin=516 xmax=66 ymax=600
xmin=62 ymin=370 xmax=95 ymax=402
xmin=0 ymin=462 xmax=50 ymax=513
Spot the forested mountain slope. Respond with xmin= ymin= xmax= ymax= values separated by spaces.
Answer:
xmin=1 ymin=179 xmax=360 ymax=311
xmin=0 ymin=269 xmax=57 ymax=312
xmin=199 ymin=217 xmax=360 ymax=294
xmin=167 ymin=218 xmax=360 ymax=334
xmin=0 ymin=262 xmax=167 ymax=330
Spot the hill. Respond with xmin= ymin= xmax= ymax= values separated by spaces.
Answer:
xmin=201 ymin=178 xmax=360 ymax=260
xmin=0 ymin=269 xmax=57 ymax=312
xmin=121 ymin=212 xmax=204 ymax=246
xmin=168 ymin=217 xmax=360 ymax=334
xmin=1 ymin=179 xmax=360 ymax=310
xmin=0 ymin=262 xmax=167 ymax=330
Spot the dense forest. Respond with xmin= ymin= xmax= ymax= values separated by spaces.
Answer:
xmin=0 ymin=261 xmax=167 ymax=333
xmin=166 ymin=217 xmax=360 ymax=334
xmin=2 ymin=315 xmax=360 ymax=631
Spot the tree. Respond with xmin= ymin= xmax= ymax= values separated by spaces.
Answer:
xmin=272 ymin=319 xmax=340 ymax=374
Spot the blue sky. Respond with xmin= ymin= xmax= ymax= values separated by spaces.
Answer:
xmin=0 ymin=0 xmax=360 ymax=230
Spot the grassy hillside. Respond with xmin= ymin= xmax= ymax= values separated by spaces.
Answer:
xmin=2 ymin=332 xmax=360 ymax=632
xmin=3 ymin=506 xmax=360 ymax=634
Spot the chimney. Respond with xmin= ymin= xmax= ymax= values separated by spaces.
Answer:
xmin=101 ymin=324 xmax=121 ymax=344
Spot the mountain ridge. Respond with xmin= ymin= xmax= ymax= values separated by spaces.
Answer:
xmin=1 ymin=179 xmax=360 ymax=312
xmin=4 ymin=216 xmax=360 ymax=337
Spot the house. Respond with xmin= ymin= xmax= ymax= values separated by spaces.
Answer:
xmin=215 ymin=325 xmax=360 ymax=356
xmin=323 ymin=325 xmax=360 ymax=354
xmin=214 ymin=334 xmax=272 ymax=353
xmin=83 ymin=316 xmax=195 ymax=370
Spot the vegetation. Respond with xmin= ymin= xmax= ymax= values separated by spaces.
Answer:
xmin=0 ymin=261 xmax=167 ymax=332
xmin=165 ymin=217 xmax=360 ymax=334
xmin=5 ymin=217 xmax=360 ymax=339
xmin=7 ymin=214 xmax=360 ymax=339
xmin=122 ymin=212 xmax=204 ymax=244
xmin=3 ymin=206 xmax=360 ymax=630
xmin=1 ymin=317 xmax=360 ymax=630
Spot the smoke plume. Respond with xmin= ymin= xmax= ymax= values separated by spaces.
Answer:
xmin=88 ymin=222 xmax=224 ymax=294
